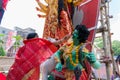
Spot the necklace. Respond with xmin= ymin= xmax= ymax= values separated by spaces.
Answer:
xmin=65 ymin=41 xmax=83 ymax=66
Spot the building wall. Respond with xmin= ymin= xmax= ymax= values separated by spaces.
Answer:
xmin=0 ymin=26 xmax=13 ymax=35
xmin=14 ymin=27 xmax=36 ymax=39
xmin=0 ymin=26 xmax=36 ymax=57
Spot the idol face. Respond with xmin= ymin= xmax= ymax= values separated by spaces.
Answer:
xmin=72 ymin=30 xmax=80 ymax=45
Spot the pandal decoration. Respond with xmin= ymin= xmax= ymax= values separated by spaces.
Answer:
xmin=35 ymin=0 xmax=83 ymax=40
xmin=35 ymin=0 xmax=95 ymax=80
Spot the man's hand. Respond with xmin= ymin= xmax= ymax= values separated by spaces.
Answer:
xmin=87 ymin=52 xmax=96 ymax=63
xmin=87 ymin=52 xmax=101 ymax=69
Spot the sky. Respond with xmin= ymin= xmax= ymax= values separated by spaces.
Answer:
xmin=1 ymin=0 xmax=45 ymax=37
xmin=1 ymin=0 xmax=120 ymax=40
xmin=109 ymin=0 xmax=120 ymax=40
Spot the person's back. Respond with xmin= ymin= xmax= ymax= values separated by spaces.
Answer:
xmin=7 ymin=33 xmax=58 ymax=80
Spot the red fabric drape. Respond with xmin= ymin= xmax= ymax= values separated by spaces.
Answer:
xmin=2 ymin=0 xmax=8 ymax=10
xmin=0 ymin=72 xmax=6 ymax=80
xmin=7 ymin=38 xmax=58 ymax=80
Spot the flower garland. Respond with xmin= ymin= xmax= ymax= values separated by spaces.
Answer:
xmin=65 ymin=41 xmax=83 ymax=66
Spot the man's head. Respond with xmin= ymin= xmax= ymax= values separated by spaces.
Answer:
xmin=73 ymin=24 xmax=90 ymax=43
xmin=26 ymin=33 xmax=39 ymax=39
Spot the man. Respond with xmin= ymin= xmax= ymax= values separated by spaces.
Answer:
xmin=7 ymin=33 xmax=70 ymax=80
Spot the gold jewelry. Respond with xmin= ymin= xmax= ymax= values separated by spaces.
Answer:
xmin=65 ymin=41 xmax=83 ymax=66
xmin=73 ymin=0 xmax=83 ymax=6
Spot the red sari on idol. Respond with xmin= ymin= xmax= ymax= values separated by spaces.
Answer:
xmin=7 ymin=38 xmax=58 ymax=80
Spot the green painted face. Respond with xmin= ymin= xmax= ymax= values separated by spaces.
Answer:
xmin=72 ymin=30 xmax=79 ymax=45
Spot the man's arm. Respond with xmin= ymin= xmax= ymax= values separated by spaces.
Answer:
xmin=52 ymin=34 xmax=71 ymax=46
xmin=86 ymin=52 xmax=101 ymax=69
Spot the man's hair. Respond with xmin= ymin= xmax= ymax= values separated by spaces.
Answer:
xmin=75 ymin=24 xmax=90 ymax=43
xmin=27 ymin=33 xmax=38 ymax=39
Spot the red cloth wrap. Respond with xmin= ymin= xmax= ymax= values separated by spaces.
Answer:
xmin=7 ymin=38 xmax=58 ymax=80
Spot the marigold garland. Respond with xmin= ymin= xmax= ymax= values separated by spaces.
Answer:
xmin=65 ymin=41 xmax=83 ymax=66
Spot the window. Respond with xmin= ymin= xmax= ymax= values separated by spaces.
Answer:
xmin=2 ymin=30 xmax=5 ymax=34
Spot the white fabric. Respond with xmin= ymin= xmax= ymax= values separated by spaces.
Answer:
xmin=40 ymin=55 xmax=56 ymax=80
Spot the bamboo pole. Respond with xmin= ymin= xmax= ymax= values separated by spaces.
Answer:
xmin=98 ymin=1 xmax=112 ymax=79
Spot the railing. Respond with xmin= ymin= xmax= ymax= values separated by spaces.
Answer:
xmin=0 ymin=56 xmax=14 ymax=74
